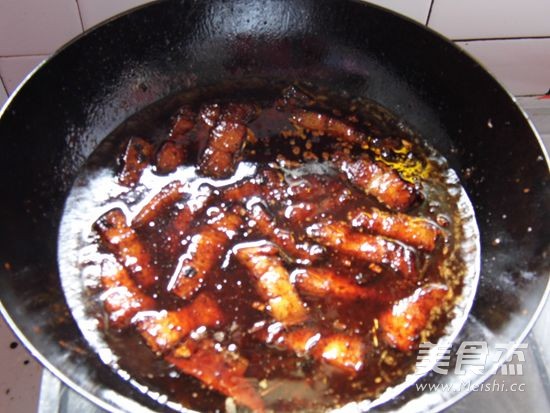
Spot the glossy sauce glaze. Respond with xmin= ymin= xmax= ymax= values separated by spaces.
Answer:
xmin=58 ymin=84 xmax=478 ymax=412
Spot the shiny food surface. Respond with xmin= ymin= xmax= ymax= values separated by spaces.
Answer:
xmin=60 ymin=85 xmax=473 ymax=412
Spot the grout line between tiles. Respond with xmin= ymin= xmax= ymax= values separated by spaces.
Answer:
xmin=516 ymin=94 xmax=550 ymax=98
xmin=425 ymin=0 xmax=435 ymax=26
xmin=0 ymin=54 xmax=51 ymax=59
xmin=75 ymin=0 xmax=85 ymax=32
xmin=453 ymin=35 xmax=550 ymax=43
xmin=0 ymin=76 xmax=8 ymax=97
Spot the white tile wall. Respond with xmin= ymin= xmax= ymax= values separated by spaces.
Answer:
xmin=458 ymin=38 xmax=550 ymax=96
xmin=0 ymin=81 xmax=7 ymax=108
xmin=429 ymin=0 xmax=550 ymax=40
xmin=517 ymin=96 xmax=550 ymax=136
xmin=0 ymin=0 xmax=82 ymax=56
xmin=365 ymin=0 xmax=432 ymax=24
xmin=77 ymin=0 xmax=154 ymax=30
xmin=0 ymin=55 xmax=48 ymax=94
xmin=0 ymin=0 xmax=549 ymax=97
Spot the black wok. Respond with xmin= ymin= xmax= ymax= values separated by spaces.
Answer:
xmin=0 ymin=0 xmax=548 ymax=412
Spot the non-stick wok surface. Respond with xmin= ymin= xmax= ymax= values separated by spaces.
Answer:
xmin=0 ymin=0 xmax=548 ymax=412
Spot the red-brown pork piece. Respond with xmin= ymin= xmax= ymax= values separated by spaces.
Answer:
xmin=290 ymin=109 xmax=367 ymax=144
xmin=118 ymin=137 xmax=153 ymax=187
xmin=290 ymin=267 xmax=379 ymax=301
xmin=223 ymin=180 xmax=262 ymax=203
xmin=260 ymin=326 xmax=366 ymax=374
xmin=156 ymin=141 xmax=187 ymax=175
xmin=349 ymin=208 xmax=439 ymax=251
xmin=168 ymin=211 xmax=242 ymax=300
xmin=245 ymin=202 xmax=323 ymax=264
xmin=235 ymin=242 xmax=308 ymax=326
xmin=94 ymin=208 xmax=157 ymax=288
xmin=380 ymin=283 xmax=449 ymax=351
xmin=199 ymin=103 xmax=259 ymax=179
xmin=307 ymin=220 xmax=417 ymax=277
xmin=169 ymin=106 xmax=195 ymax=139
xmin=155 ymin=107 xmax=195 ymax=174
xmin=162 ymin=192 xmax=212 ymax=256
xmin=134 ymin=293 xmax=223 ymax=354
xmin=99 ymin=263 xmax=155 ymax=329
xmin=333 ymin=154 xmax=417 ymax=211
xmin=167 ymin=339 xmax=265 ymax=412
xmin=132 ymin=181 xmax=185 ymax=228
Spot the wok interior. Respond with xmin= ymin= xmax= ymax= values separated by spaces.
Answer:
xmin=0 ymin=0 xmax=548 ymax=412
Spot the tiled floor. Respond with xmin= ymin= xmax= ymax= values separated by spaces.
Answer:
xmin=0 ymin=318 xmax=42 ymax=413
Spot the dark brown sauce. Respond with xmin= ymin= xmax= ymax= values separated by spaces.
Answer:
xmin=58 ymin=83 xmax=478 ymax=412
